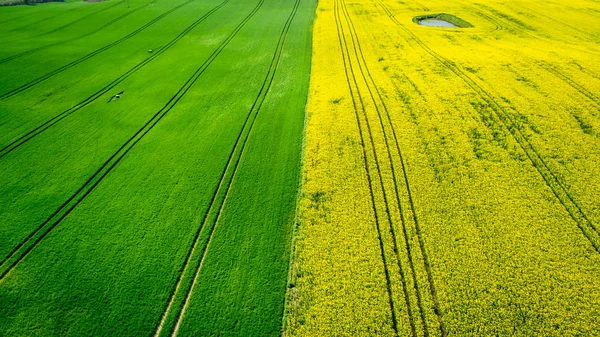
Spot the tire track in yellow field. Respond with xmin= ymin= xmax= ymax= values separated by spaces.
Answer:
xmin=335 ymin=0 xmax=453 ymax=335
xmin=376 ymin=0 xmax=600 ymax=253
xmin=333 ymin=0 xmax=402 ymax=334
xmin=343 ymin=1 xmax=446 ymax=336
xmin=338 ymin=1 xmax=450 ymax=335
xmin=471 ymin=4 xmax=600 ymax=107
xmin=338 ymin=1 xmax=448 ymax=335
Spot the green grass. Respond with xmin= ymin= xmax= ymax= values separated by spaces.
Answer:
xmin=0 ymin=0 xmax=316 ymax=335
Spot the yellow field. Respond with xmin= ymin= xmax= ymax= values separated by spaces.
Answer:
xmin=285 ymin=0 xmax=600 ymax=335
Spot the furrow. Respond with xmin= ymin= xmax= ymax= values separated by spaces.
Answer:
xmin=40 ymin=0 xmax=125 ymax=36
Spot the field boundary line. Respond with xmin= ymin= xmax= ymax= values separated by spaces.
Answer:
xmin=281 ymin=0 xmax=316 ymax=332
xmin=0 ymin=0 xmax=197 ymax=100
xmin=0 ymin=0 xmax=252 ymax=281
xmin=0 ymin=0 xmax=230 ymax=159
xmin=377 ymin=0 xmax=600 ymax=253
xmin=152 ymin=0 xmax=302 ymax=335
xmin=0 ymin=2 xmax=149 ymax=65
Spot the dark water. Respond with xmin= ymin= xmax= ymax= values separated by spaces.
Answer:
xmin=418 ymin=18 xmax=458 ymax=28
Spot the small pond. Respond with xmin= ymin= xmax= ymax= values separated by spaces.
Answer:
xmin=417 ymin=18 xmax=459 ymax=28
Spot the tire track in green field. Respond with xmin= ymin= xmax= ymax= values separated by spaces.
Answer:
xmin=469 ymin=10 xmax=503 ymax=31
xmin=0 ymin=0 xmax=228 ymax=159
xmin=5 ymin=5 xmax=82 ymax=31
xmin=0 ymin=11 xmax=39 ymax=26
xmin=37 ymin=0 xmax=125 ymax=36
xmin=337 ymin=0 xmax=448 ymax=335
xmin=152 ymin=0 xmax=300 ymax=335
xmin=0 ymin=0 xmax=196 ymax=100
xmin=0 ymin=0 xmax=258 ymax=281
xmin=377 ymin=0 xmax=600 ymax=253
xmin=0 ymin=1 xmax=147 ymax=65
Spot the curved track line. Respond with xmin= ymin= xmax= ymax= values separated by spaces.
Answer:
xmin=473 ymin=10 xmax=503 ymax=31
xmin=0 ymin=2 xmax=148 ymax=65
xmin=0 ymin=0 xmax=196 ymax=101
xmin=0 ymin=0 xmax=250 ymax=281
xmin=0 ymin=0 xmax=229 ymax=159
xmin=377 ymin=0 xmax=600 ymax=253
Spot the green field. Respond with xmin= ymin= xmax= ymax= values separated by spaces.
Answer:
xmin=0 ymin=0 xmax=315 ymax=335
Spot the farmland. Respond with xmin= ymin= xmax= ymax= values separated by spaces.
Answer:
xmin=285 ymin=0 xmax=600 ymax=336
xmin=1 ymin=0 xmax=600 ymax=336
xmin=0 ymin=0 xmax=315 ymax=335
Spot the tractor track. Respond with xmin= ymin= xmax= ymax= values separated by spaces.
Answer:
xmin=5 ymin=5 xmax=82 ymax=32
xmin=336 ymin=0 xmax=427 ymax=334
xmin=472 ymin=6 xmax=600 ymax=111
xmin=0 ymin=0 xmax=197 ymax=101
xmin=0 ymin=0 xmax=258 ymax=281
xmin=472 ymin=10 xmax=503 ymax=31
xmin=536 ymin=61 xmax=600 ymax=108
xmin=0 ymin=0 xmax=229 ymax=159
xmin=333 ymin=0 xmax=402 ymax=334
xmin=377 ymin=0 xmax=600 ymax=253
xmin=340 ymin=0 xmax=429 ymax=336
xmin=0 ymin=2 xmax=149 ymax=65
xmin=152 ymin=0 xmax=300 ymax=335
xmin=0 ymin=10 xmax=41 ymax=26
xmin=39 ymin=0 xmax=125 ymax=36
xmin=510 ymin=2 xmax=595 ymax=39
xmin=342 ymin=0 xmax=447 ymax=336
xmin=341 ymin=0 xmax=447 ymax=335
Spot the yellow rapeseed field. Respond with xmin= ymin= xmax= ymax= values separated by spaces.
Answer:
xmin=285 ymin=0 xmax=600 ymax=335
